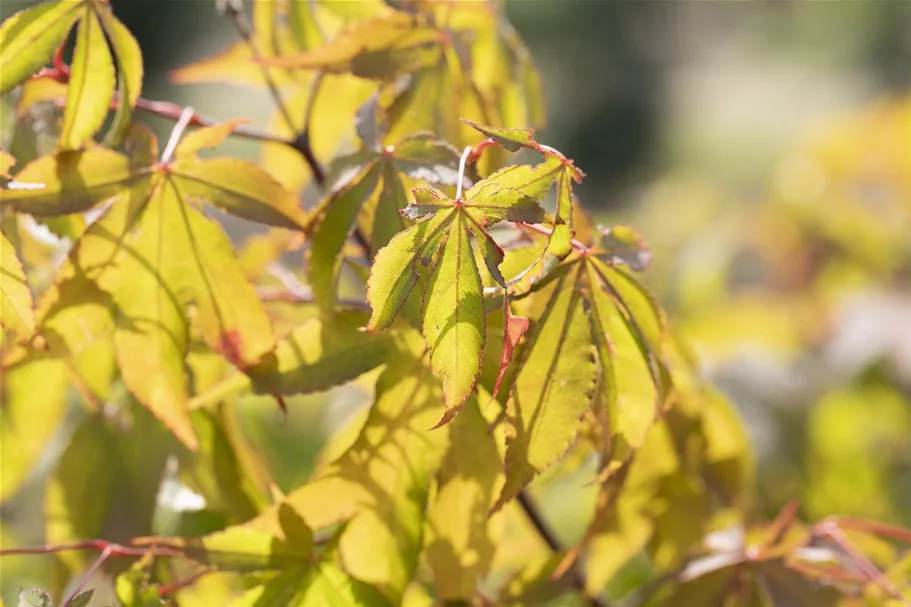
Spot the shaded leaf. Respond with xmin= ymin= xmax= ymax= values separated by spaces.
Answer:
xmin=307 ymin=161 xmax=381 ymax=312
xmin=193 ymin=312 xmax=397 ymax=407
xmin=0 ymin=149 xmax=150 ymax=216
xmin=169 ymin=157 xmax=309 ymax=230
xmin=391 ymin=132 xmax=463 ymax=185
xmin=60 ymin=5 xmax=116 ymax=150
xmin=0 ymin=0 xmax=79 ymax=96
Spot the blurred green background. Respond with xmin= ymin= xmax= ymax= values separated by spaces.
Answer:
xmin=1 ymin=0 xmax=910 ymax=603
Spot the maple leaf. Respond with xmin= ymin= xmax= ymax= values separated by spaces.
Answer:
xmin=1 ymin=122 xmax=307 ymax=449
xmin=0 ymin=0 xmax=143 ymax=147
xmin=490 ymin=227 xmax=670 ymax=511
xmin=306 ymin=132 xmax=463 ymax=313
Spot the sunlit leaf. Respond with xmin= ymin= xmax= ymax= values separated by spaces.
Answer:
xmin=110 ymin=180 xmax=195 ymax=449
xmin=366 ymin=210 xmax=453 ymax=332
xmin=174 ymin=118 xmax=251 ymax=159
xmin=251 ymin=359 xmax=448 ymax=602
xmin=96 ymin=5 xmax=143 ymax=146
xmin=260 ymin=12 xmax=443 ymax=80
xmin=423 ymin=212 xmax=485 ymax=421
xmin=146 ymin=503 xmax=312 ymax=573
xmin=0 ymin=150 xmax=15 ymax=177
xmin=59 ymin=5 xmax=116 ymax=150
xmin=495 ymin=264 xmax=598 ymax=511
xmin=0 ymin=231 xmax=36 ymax=340
xmin=425 ymin=396 xmax=503 ymax=600
xmin=0 ymin=0 xmax=79 ymax=96
xmin=463 ymin=120 xmax=535 ymax=152
xmin=0 ymin=353 xmax=68 ymax=501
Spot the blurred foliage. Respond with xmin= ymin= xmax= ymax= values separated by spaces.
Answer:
xmin=0 ymin=0 xmax=909 ymax=606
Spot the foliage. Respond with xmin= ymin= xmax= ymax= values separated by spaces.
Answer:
xmin=0 ymin=1 xmax=909 ymax=606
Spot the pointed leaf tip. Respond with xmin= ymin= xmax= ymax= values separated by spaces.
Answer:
xmin=462 ymin=120 xmax=536 ymax=153
xmin=490 ymin=302 xmax=529 ymax=403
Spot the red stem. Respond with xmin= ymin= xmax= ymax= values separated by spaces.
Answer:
xmin=158 ymin=568 xmax=214 ymax=596
xmin=0 ymin=539 xmax=180 ymax=558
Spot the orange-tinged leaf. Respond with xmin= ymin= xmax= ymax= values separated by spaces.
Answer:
xmin=169 ymin=158 xmax=308 ymax=230
xmin=59 ymin=6 xmax=116 ymax=150
xmin=0 ymin=0 xmax=80 ymax=96
xmin=167 ymin=181 xmax=276 ymax=367
xmin=0 ymin=148 xmax=150 ymax=216
xmin=174 ymin=118 xmax=252 ymax=159
xmin=490 ymin=300 xmax=529 ymax=403
xmin=494 ymin=263 xmax=598 ymax=511
xmin=0 ymin=231 xmax=36 ymax=340
xmin=423 ymin=212 xmax=486 ymax=422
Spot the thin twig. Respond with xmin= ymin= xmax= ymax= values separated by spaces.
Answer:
xmin=61 ymin=545 xmax=112 ymax=607
xmin=133 ymin=98 xmax=288 ymax=144
xmin=159 ymin=106 xmax=196 ymax=164
xmin=159 ymin=567 xmax=215 ymax=596
xmin=222 ymin=1 xmax=296 ymax=133
xmin=257 ymin=285 xmax=370 ymax=311
xmin=517 ymin=491 xmax=612 ymax=607
xmin=295 ymin=71 xmax=327 ymax=187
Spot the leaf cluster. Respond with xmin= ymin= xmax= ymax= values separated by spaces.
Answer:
xmin=1 ymin=1 xmax=908 ymax=606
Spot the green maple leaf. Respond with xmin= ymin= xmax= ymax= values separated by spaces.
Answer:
xmin=306 ymin=132 xmax=463 ymax=313
xmin=491 ymin=230 xmax=670 ymax=511
xmin=0 ymin=0 xmax=143 ymax=147
xmin=1 ymin=122 xmax=308 ymax=449
xmin=366 ymin=163 xmax=559 ymax=421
